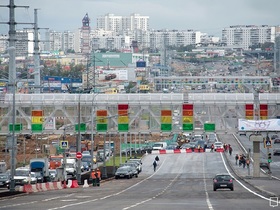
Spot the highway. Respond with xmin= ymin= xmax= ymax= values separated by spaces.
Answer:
xmin=0 ymin=138 xmax=276 ymax=210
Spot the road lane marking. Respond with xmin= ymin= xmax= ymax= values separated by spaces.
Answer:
xmin=0 ymin=201 xmax=38 ymax=209
xmin=43 ymin=193 xmax=76 ymax=202
xmin=122 ymin=156 xmax=183 ymax=210
xmin=220 ymin=152 xmax=279 ymax=203
xmin=203 ymin=154 xmax=214 ymax=210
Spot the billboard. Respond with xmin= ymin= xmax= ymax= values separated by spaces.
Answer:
xmin=238 ymin=119 xmax=280 ymax=131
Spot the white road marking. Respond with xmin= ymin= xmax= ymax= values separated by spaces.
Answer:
xmin=0 ymin=201 xmax=38 ymax=209
xmin=43 ymin=193 xmax=76 ymax=202
xmin=203 ymin=154 xmax=214 ymax=210
xmin=220 ymin=152 xmax=279 ymax=203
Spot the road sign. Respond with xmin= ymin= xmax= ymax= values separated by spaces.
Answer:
xmin=265 ymin=138 xmax=272 ymax=148
xmin=60 ymin=140 xmax=68 ymax=149
xmin=76 ymin=152 xmax=82 ymax=159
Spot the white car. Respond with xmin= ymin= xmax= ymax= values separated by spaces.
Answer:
xmin=214 ymin=142 xmax=223 ymax=150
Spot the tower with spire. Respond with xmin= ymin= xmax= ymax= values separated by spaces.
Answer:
xmin=81 ymin=13 xmax=91 ymax=54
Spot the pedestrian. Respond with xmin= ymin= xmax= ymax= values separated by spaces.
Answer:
xmin=211 ymin=144 xmax=214 ymax=152
xmin=235 ymin=154 xmax=238 ymax=165
xmin=239 ymin=154 xmax=242 ymax=167
xmin=229 ymin=146 xmax=232 ymax=156
xmin=155 ymin=155 xmax=159 ymax=162
xmin=153 ymin=160 xmax=157 ymax=172
xmin=246 ymin=159 xmax=250 ymax=168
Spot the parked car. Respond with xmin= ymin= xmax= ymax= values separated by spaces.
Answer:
xmin=127 ymin=159 xmax=142 ymax=173
xmin=0 ymin=173 xmax=10 ymax=188
xmin=119 ymin=164 xmax=138 ymax=177
xmin=140 ymin=145 xmax=153 ymax=154
xmin=274 ymin=139 xmax=280 ymax=144
xmin=273 ymin=148 xmax=280 ymax=156
xmin=115 ymin=166 xmax=133 ymax=179
xmin=213 ymin=173 xmax=234 ymax=191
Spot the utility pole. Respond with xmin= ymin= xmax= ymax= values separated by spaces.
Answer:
xmin=76 ymin=95 xmax=82 ymax=185
xmin=0 ymin=0 xmax=29 ymax=192
xmin=33 ymin=9 xmax=40 ymax=93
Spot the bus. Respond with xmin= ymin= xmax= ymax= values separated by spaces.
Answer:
xmin=105 ymin=88 xmax=119 ymax=94
xmin=139 ymin=85 xmax=150 ymax=93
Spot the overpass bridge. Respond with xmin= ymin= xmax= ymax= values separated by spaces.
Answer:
xmin=0 ymin=93 xmax=279 ymax=135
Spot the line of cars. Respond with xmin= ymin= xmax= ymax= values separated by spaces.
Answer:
xmin=178 ymin=133 xmax=222 ymax=151
xmin=115 ymin=158 xmax=142 ymax=179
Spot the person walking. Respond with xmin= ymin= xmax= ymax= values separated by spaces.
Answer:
xmin=153 ymin=160 xmax=157 ymax=172
xmin=155 ymin=155 xmax=159 ymax=162
xmin=235 ymin=154 xmax=239 ymax=165
xmin=229 ymin=145 xmax=233 ymax=156
xmin=211 ymin=144 xmax=214 ymax=152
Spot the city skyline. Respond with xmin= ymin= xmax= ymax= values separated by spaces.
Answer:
xmin=0 ymin=0 xmax=280 ymax=37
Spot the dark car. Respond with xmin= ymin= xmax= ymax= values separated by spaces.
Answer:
xmin=274 ymin=139 xmax=280 ymax=144
xmin=34 ymin=171 xmax=44 ymax=183
xmin=180 ymin=143 xmax=192 ymax=149
xmin=273 ymin=148 xmax=280 ymax=156
xmin=120 ymin=163 xmax=138 ymax=177
xmin=115 ymin=166 xmax=133 ymax=179
xmin=0 ymin=173 xmax=10 ymax=188
xmin=213 ymin=174 xmax=234 ymax=191
xmin=140 ymin=145 xmax=153 ymax=154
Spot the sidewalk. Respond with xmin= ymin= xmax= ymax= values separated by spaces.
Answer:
xmin=221 ymin=134 xmax=280 ymax=197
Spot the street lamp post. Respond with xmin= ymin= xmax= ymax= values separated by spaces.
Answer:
xmin=76 ymin=94 xmax=82 ymax=185
xmin=90 ymin=93 xmax=99 ymax=171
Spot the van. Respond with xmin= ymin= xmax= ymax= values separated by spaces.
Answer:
xmin=152 ymin=142 xmax=167 ymax=150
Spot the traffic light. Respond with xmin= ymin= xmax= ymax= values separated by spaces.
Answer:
xmin=268 ymin=152 xmax=272 ymax=163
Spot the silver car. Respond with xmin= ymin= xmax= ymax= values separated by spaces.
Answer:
xmin=115 ymin=166 xmax=133 ymax=179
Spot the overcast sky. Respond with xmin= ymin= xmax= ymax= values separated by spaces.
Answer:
xmin=0 ymin=0 xmax=280 ymax=37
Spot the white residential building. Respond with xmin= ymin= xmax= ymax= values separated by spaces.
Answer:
xmin=96 ymin=13 xmax=149 ymax=33
xmin=222 ymin=25 xmax=277 ymax=50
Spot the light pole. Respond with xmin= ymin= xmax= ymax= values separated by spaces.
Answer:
xmin=90 ymin=93 xmax=99 ymax=171
xmin=8 ymin=46 xmax=16 ymax=192
xmin=76 ymin=94 xmax=82 ymax=185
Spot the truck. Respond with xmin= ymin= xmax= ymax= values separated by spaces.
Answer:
xmin=65 ymin=158 xmax=76 ymax=176
xmin=30 ymin=158 xmax=50 ymax=182
xmin=49 ymin=155 xmax=63 ymax=169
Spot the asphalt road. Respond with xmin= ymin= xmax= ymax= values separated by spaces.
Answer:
xmin=0 ymin=151 xmax=274 ymax=210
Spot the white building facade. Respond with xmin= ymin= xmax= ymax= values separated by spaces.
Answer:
xmin=222 ymin=25 xmax=276 ymax=50
xmin=96 ymin=13 xmax=149 ymax=33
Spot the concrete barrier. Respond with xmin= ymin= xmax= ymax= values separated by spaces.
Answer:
xmin=70 ymin=180 xmax=79 ymax=188
xmin=20 ymin=181 xmax=66 ymax=193
xmin=83 ymin=179 xmax=89 ymax=188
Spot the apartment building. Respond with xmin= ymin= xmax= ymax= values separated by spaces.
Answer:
xmin=45 ymin=30 xmax=75 ymax=53
xmin=96 ymin=13 xmax=149 ymax=33
xmin=222 ymin=25 xmax=277 ymax=50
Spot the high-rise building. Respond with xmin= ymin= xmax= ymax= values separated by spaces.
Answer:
xmin=15 ymin=30 xmax=36 ymax=57
xmin=46 ymin=30 xmax=63 ymax=52
xmin=63 ymin=31 xmax=75 ymax=53
xmin=0 ymin=34 xmax=8 ymax=53
xmin=222 ymin=25 xmax=276 ymax=50
xmin=96 ymin=13 xmax=149 ymax=33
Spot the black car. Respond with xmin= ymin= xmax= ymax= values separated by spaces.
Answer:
xmin=213 ymin=174 xmax=234 ymax=191
xmin=273 ymin=148 xmax=280 ymax=156
xmin=0 ymin=173 xmax=9 ymax=188
xmin=115 ymin=166 xmax=133 ymax=179
xmin=140 ymin=145 xmax=153 ymax=154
